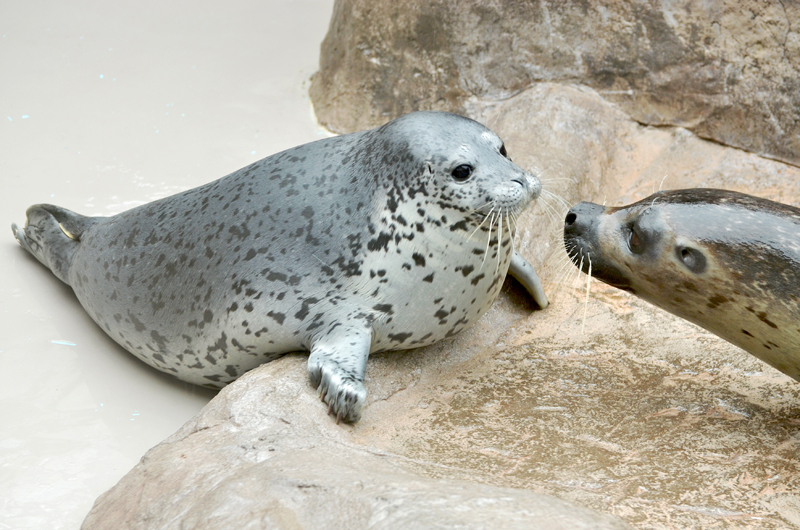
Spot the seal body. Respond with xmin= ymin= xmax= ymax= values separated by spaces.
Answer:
xmin=13 ymin=111 xmax=547 ymax=423
xmin=563 ymin=188 xmax=800 ymax=380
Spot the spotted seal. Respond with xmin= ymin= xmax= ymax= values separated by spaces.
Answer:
xmin=563 ymin=188 xmax=800 ymax=380
xmin=12 ymin=111 xmax=547 ymax=423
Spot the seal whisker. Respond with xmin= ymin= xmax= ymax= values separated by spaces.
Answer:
xmin=552 ymin=247 xmax=580 ymax=299
xmin=509 ymin=211 xmax=520 ymax=246
xmin=467 ymin=204 xmax=495 ymax=243
xmin=541 ymin=188 xmax=573 ymax=211
xmin=539 ymin=177 xmax=578 ymax=183
xmin=474 ymin=200 xmax=496 ymax=212
xmin=481 ymin=212 xmax=497 ymax=270
xmin=495 ymin=213 xmax=504 ymax=276
xmin=509 ymin=214 xmax=517 ymax=259
xmin=551 ymin=245 xmax=582 ymax=300
xmin=536 ymin=195 xmax=561 ymax=225
xmin=658 ymin=174 xmax=669 ymax=192
xmin=573 ymin=253 xmax=586 ymax=288
xmin=541 ymin=191 xmax=569 ymax=223
xmin=580 ymin=255 xmax=592 ymax=335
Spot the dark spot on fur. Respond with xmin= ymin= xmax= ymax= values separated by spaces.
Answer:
xmin=388 ymin=332 xmax=412 ymax=343
xmin=373 ymin=304 xmax=394 ymax=314
xmin=707 ymin=295 xmax=729 ymax=309
xmin=757 ymin=311 xmax=778 ymax=329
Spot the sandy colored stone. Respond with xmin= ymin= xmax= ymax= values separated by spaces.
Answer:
xmin=81 ymin=355 xmax=633 ymax=530
xmin=310 ymin=0 xmax=800 ymax=166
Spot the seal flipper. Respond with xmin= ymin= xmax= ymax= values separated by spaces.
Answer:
xmin=508 ymin=250 xmax=548 ymax=309
xmin=307 ymin=324 xmax=372 ymax=424
xmin=11 ymin=204 xmax=102 ymax=285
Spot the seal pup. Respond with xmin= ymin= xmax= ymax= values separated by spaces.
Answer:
xmin=12 ymin=111 xmax=547 ymax=423
xmin=563 ymin=188 xmax=800 ymax=380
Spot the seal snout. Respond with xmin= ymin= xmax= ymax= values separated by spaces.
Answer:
xmin=563 ymin=202 xmax=606 ymax=271
xmin=523 ymin=171 xmax=542 ymax=200
xmin=564 ymin=201 xmax=605 ymax=239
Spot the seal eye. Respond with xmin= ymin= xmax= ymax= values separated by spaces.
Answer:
xmin=677 ymin=246 xmax=707 ymax=274
xmin=499 ymin=144 xmax=508 ymax=158
xmin=451 ymin=164 xmax=473 ymax=182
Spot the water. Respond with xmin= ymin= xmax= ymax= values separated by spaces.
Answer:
xmin=0 ymin=1 xmax=334 ymax=527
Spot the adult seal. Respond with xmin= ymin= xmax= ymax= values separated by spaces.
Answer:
xmin=12 ymin=111 xmax=547 ymax=423
xmin=563 ymin=188 xmax=800 ymax=381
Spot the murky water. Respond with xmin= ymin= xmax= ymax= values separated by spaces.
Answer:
xmin=1 ymin=1 xmax=334 ymax=527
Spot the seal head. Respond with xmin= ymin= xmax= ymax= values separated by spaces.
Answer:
xmin=564 ymin=188 xmax=800 ymax=380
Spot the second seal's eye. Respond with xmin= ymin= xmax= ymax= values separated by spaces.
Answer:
xmin=451 ymin=164 xmax=473 ymax=182
xmin=677 ymin=246 xmax=707 ymax=274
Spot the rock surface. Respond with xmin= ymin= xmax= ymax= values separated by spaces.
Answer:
xmin=310 ymin=0 xmax=800 ymax=166
xmin=81 ymin=356 xmax=633 ymax=529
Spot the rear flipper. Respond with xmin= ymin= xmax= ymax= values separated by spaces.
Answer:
xmin=11 ymin=204 xmax=100 ymax=285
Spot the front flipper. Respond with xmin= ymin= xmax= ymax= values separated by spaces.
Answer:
xmin=307 ymin=324 xmax=372 ymax=424
xmin=509 ymin=250 xmax=548 ymax=309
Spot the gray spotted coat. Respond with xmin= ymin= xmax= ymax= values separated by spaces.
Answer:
xmin=13 ymin=111 xmax=546 ymax=423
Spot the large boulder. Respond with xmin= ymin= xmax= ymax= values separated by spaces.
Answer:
xmin=310 ymin=0 xmax=800 ymax=166
xmin=81 ymin=355 xmax=632 ymax=530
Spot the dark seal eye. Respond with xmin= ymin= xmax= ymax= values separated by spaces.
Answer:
xmin=676 ymin=246 xmax=707 ymax=274
xmin=499 ymin=144 xmax=508 ymax=158
xmin=451 ymin=164 xmax=473 ymax=182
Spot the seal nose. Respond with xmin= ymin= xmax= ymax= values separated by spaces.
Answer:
xmin=522 ymin=171 xmax=541 ymax=200
xmin=564 ymin=202 xmax=605 ymax=237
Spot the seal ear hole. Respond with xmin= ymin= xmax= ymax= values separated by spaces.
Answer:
xmin=451 ymin=164 xmax=473 ymax=182
xmin=677 ymin=246 xmax=707 ymax=274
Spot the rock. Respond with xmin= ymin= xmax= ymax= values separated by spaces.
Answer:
xmin=310 ymin=0 xmax=800 ymax=166
xmin=81 ymin=355 xmax=632 ymax=530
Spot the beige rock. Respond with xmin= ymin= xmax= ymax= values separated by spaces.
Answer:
xmin=81 ymin=355 xmax=633 ymax=530
xmin=310 ymin=0 xmax=800 ymax=166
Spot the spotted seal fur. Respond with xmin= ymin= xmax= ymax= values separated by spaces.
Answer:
xmin=12 ymin=111 xmax=547 ymax=423
xmin=564 ymin=188 xmax=800 ymax=380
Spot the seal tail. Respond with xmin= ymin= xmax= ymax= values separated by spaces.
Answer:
xmin=11 ymin=204 xmax=101 ymax=285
